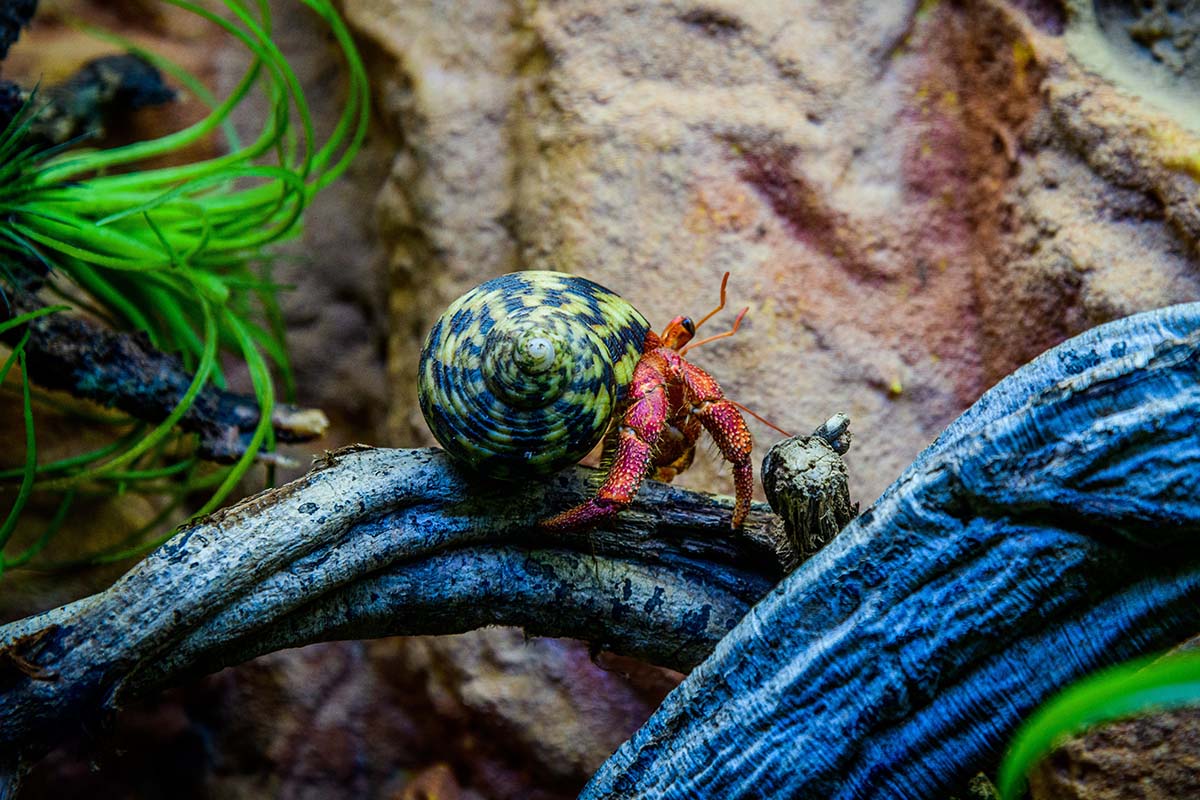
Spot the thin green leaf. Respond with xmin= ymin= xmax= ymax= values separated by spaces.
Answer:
xmin=997 ymin=651 xmax=1200 ymax=799
xmin=2 ymin=488 xmax=76 ymax=570
xmin=66 ymin=261 xmax=157 ymax=338
xmin=0 ymin=337 xmax=39 ymax=553
xmin=0 ymin=429 xmax=137 ymax=481
xmin=0 ymin=304 xmax=68 ymax=337
xmin=192 ymin=310 xmax=274 ymax=517
xmin=142 ymin=211 xmax=180 ymax=267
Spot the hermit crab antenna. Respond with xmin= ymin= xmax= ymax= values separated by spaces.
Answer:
xmin=678 ymin=306 xmax=748 ymax=355
xmin=729 ymin=400 xmax=793 ymax=437
xmin=693 ymin=271 xmax=731 ymax=333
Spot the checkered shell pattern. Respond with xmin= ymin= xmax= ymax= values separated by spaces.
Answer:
xmin=418 ymin=271 xmax=652 ymax=478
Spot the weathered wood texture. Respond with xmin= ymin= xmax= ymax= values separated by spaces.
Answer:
xmin=0 ymin=445 xmax=787 ymax=792
xmin=584 ymin=303 xmax=1200 ymax=798
xmin=1 ymin=289 xmax=328 ymax=463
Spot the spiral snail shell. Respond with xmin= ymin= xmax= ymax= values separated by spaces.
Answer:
xmin=418 ymin=271 xmax=652 ymax=478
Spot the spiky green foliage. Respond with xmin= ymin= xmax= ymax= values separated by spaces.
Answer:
xmin=0 ymin=0 xmax=368 ymax=576
xmin=997 ymin=650 xmax=1200 ymax=799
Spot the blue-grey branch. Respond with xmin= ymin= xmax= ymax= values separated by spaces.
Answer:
xmin=584 ymin=303 xmax=1200 ymax=799
xmin=0 ymin=446 xmax=786 ymax=794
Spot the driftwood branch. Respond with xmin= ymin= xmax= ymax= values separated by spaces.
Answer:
xmin=762 ymin=412 xmax=855 ymax=569
xmin=0 ymin=0 xmax=35 ymax=63
xmin=584 ymin=303 xmax=1200 ymax=798
xmin=0 ymin=445 xmax=794 ymax=790
xmin=21 ymin=54 xmax=175 ymax=146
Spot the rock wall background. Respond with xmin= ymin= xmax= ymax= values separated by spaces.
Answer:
xmin=3 ymin=0 xmax=1198 ymax=797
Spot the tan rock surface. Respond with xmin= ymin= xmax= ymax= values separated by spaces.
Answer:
xmin=367 ymin=0 xmax=1198 ymax=508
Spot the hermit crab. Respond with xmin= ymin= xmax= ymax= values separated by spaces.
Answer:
xmin=418 ymin=270 xmax=766 ymax=530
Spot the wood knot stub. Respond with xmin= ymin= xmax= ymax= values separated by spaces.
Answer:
xmin=761 ymin=414 xmax=857 ymax=571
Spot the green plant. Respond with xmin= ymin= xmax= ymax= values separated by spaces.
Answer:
xmin=0 ymin=0 xmax=368 ymax=576
xmin=997 ymin=649 xmax=1200 ymax=799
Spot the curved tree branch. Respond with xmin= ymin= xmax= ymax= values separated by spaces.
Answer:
xmin=0 ymin=445 xmax=793 ymax=789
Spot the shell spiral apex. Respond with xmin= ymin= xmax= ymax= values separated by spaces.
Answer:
xmin=418 ymin=271 xmax=651 ymax=478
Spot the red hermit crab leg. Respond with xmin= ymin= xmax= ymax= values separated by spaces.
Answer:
xmin=680 ymin=360 xmax=755 ymax=528
xmin=539 ymin=354 xmax=671 ymax=532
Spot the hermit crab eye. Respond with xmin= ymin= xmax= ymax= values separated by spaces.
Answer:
xmin=682 ymin=317 xmax=695 ymax=335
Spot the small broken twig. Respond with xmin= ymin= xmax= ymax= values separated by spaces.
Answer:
xmin=20 ymin=54 xmax=176 ymax=146
xmin=0 ymin=290 xmax=328 ymax=462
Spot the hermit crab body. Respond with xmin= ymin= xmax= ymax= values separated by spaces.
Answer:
xmin=418 ymin=270 xmax=756 ymax=530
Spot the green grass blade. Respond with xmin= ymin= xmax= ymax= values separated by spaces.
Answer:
xmin=300 ymin=0 xmax=370 ymax=187
xmin=997 ymin=651 xmax=1200 ymax=799
xmin=192 ymin=310 xmax=274 ymax=517
xmin=97 ymin=457 xmax=198 ymax=481
xmin=2 ymin=488 xmax=76 ymax=571
xmin=0 ymin=304 xmax=69 ymax=336
xmin=0 ymin=431 xmax=139 ymax=482
xmin=65 ymin=261 xmax=157 ymax=338
xmin=0 ymin=337 xmax=39 ymax=553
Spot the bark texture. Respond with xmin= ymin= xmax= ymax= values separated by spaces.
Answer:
xmin=0 ymin=445 xmax=788 ymax=793
xmin=584 ymin=304 xmax=1200 ymax=798
xmin=2 ymin=304 xmax=1196 ymax=799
